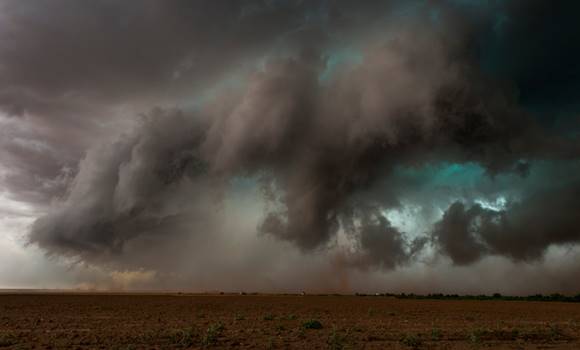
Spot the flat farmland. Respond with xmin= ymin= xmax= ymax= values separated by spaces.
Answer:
xmin=1 ymin=293 xmax=580 ymax=349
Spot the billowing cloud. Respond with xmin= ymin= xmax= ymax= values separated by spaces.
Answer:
xmin=28 ymin=24 xmax=578 ymax=269
xmin=1 ymin=0 xmax=579 ymax=293
xmin=434 ymin=182 xmax=580 ymax=264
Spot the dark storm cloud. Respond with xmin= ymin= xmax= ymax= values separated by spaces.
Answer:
xmin=433 ymin=202 xmax=488 ymax=265
xmin=340 ymin=205 xmax=428 ymax=270
xmin=28 ymin=18 xmax=579 ymax=270
xmin=0 ymin=0 xmax=415 ymax=208
xmin=0 ymin=0 xmax=308 ymax=101
xmin=0 ymin=0 xmax=331 ymax=205
xmin=0 ymin=0 xmax=404 ymax=106
xmin=30 ymin=109 xmax=210 ymax=257
xmin=496 ymin=0 xmax=580 ymax=109
xmin=434 ymin=182 xmax=580 ymax=265
xmin=0 ymin=0 xmax=578 ymax=282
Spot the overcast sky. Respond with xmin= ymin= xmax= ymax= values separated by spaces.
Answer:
xmin=1 ymin=0 xmax=579 ymax=294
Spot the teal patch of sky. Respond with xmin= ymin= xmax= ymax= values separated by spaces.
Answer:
xmin=391 ymin=159 xmax=580 ymax=204
xmin=318 ymin=48 xmax=363 ymax=82
xmin=229 ymin=176 xmax=260 ymax=194
xmin=389 ymin=0 xmax=428 ymax=19
xmin=394 ymin=162 xmax=485 ymax=190
xmin=448 ymin=0 xmax=500 ymax=7
xmin=523 ymin=160 xmax=580 ymax=191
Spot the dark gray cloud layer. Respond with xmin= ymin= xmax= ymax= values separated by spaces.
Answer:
xmin=434 ymin=183 xmax=580 ymax=265
xmin=28 ymin=27 xmax=579 ymax=270
xmin=1 ymin=1 xmax=579 ymax=290
xmin=0 ymin=0 xmax=332 ymax=205
xmin=30 ymin=109 xmax=210 ymax=257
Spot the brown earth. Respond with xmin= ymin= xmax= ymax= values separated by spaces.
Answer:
xmin=1 ymin=293 xmax=580 ymax=349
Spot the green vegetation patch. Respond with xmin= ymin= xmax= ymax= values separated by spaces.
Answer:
xmin=302 ymin=320 xmax=323 ymax=330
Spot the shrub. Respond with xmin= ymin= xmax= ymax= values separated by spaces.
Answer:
xmin=0 ymin=335 xmax=17 ymax=347
xmin=303 ymin=320 xmax=323 ymax=330
xmin=400 ymin=334 xmax=422 ymax=349
xmin=169 ymin=328 xmax=196 ymax=348
xmin=430 ymin=328 xmax=442 ymax=341
xmin=202 ymin=322 xmax=224 ymax=347
xmin=547 ymin=323 xmax=563 ymax=340
xmin=266 ymin=337 xmax=275 ymax=350
xmin=327 ymin=327 xmax=348 ymax=350
xmin=468 ymin=329 xmax=485 ymax=344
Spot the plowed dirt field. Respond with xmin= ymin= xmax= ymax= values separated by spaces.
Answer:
xmin=1 ymin=293 xmax=580 ymax=349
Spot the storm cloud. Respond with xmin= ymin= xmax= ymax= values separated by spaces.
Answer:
xmin=434 ymin=182 xmax=580 ymax=265
xmin=1 ymin=0 xmax=580 ymax=292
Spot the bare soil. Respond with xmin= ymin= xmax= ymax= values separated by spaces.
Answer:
xmin=1 ymin=293 xmax=580 ymax=349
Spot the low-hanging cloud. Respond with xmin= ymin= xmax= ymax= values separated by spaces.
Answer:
xmin=434 ymin=182 xmax=580 ymax=265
